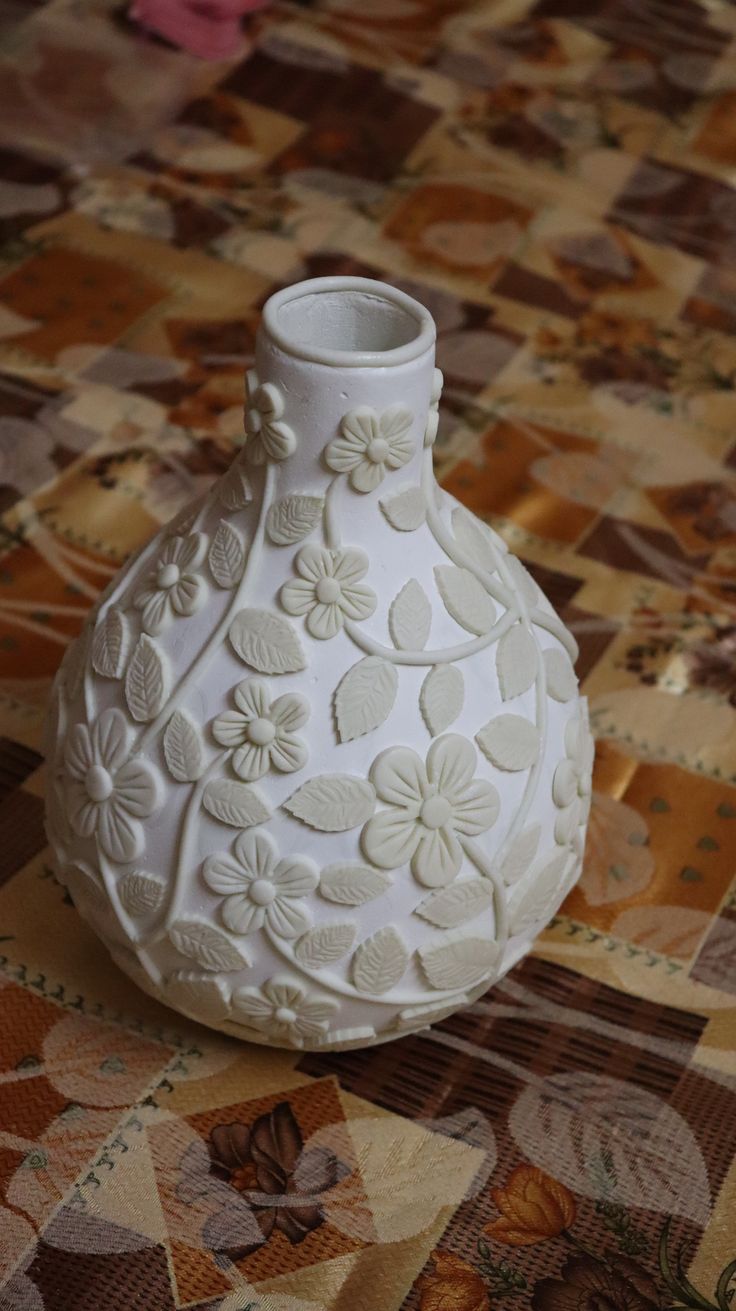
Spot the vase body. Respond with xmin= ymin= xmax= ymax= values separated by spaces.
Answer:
xmin=45 ymin=276 xmax=592 ymax=1051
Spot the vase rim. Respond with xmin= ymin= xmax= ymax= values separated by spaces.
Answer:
xmin=261 ymin=275 xmax=436 ymax=368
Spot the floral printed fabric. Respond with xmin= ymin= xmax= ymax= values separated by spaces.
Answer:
xmin=0 ymin=0 xmax=735 ymax=1307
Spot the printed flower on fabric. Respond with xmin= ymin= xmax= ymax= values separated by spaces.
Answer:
xmin=326 ymin=404 xmax=414 ymax=491
xmin=133 ymin=532 xmax=207 ymax=635
xmin=533 ymin=1254 xmax=661 ymax=1311
xmin=64 ymin=709 xmax=159 ymax=863
xmin=245 ymin=368 xmax=295 ymax=464
xmin=553 ymin=713 xmax=594 ymax=846
xmin=424 ymin=368 xmax=444 ymax=448
xmin=485 ymin=1165 xmax=576 ymax=1246
xmin=280 ymin=545 xmax=376 ymax=640
xmin=363 ymin=734 xmax=499 ymax=887
xmin=203 ymin=831 xmax=317 ymax=937
xmin=212 ymin=677 xmax=309 ymax=781
xmin=232 ymin=975 xmax=337 ymax=1043
xmin=419 ymin=1250 xmax=489 ymax=1311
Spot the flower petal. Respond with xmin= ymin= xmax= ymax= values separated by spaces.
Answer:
xmin=332 ymin=548 xmax=368 ymax=585
xmin=203 ymin=854 xmax=250 ymax=895
xmin=140 ymin=590 xmax=170 ymax=635
xmin=379 ymin=405 xmax=413 ymax=442
xmin=272 ymin=859 xmax=318 ymax=897
xmin=114 ymin=760 xmax=160 ymax=818
xmin=371 ymin=746 xmax=426 ymax=807
xmin=232 ymin=989 xmax=274 ymax=1027
xmin=280 ymin=578 xmax=315 ymax=616
xmin=269 ymin=733 xmax=307 ymax=774
xmin=212 ymin=710 xmax=249 ymax=748
xmin=177 ymin=532 xmax=207 ymax=573
xmin=233 ymin=830 xmax=275 ymax=881
xmin=93 ymin=709 xmax=130 ymax=774
xmin=262 ymin=419 xmax=295 ymax=462
xmin=362 ymin=807 xmax=420 ymax=870
xmin=234 ymin=678 xmax=271 ymax=719
xmin=339 ymin=582 xmax=376 ymax=621
xmin=65 ymin=724 xmax=94 ymax=781
xmin=262 ymin=976 xmax=304 ymax=1010
xmin=325 ymin=435 xmax=365 ymax=473
xmin=427 ymin=733 xmax=476 ymax=801
xmin=340 ymin=409 xmax=376 ymax=446
xmin=267 ymin=898 xmax=311 ymax=939
xmin=270 ymin=693 xmax=308 ymax=733
xmin=223 ymin=896 xmax=264 ymax=935
xmin=171 ymin=575 xmax=204 ymax=618
xmin=350 ymin=460 xmax=384 ymax=493
xmin=67 ymin=782 xmax=98 ymax=837
xmin=453 ymin=780 xmax=500 ymax=836
xmin=412 ymin=826 xmax=462 ymax=887
xmin=232 ymin=742 xmax=270 ymax=781
xmin=98 ymin=802 xmax=142 ymax=863
xmin=306 ymin=601 xmax=342 ymax=640
xmin=296 ymin=545 xmax=333 ymax=582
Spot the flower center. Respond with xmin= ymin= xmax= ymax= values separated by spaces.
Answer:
xmin=85 ymin=764 xmax=114 ymax=803
xmin=247 ymin=716 xmax=276 ymax=746
xmin=367 ymin=437 xmax=389 ymax=463
xmin=249 ymin=878 xmax=276 ymax=906
xmin=157 ymin=562 xmax=180 ymax=590
xmin=420 ymin=794 xmax=452 ymax=830
xmin=315 ymin=576 xmax=341 ymax=605
xmin=274 ymin=1006 xmax=296 ymax=1026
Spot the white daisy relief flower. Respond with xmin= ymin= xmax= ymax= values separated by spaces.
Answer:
xmin=424 ymin=368 xmax=443 ymax=447
xmin=362 ymin=734 xmax=499 ymax=887
xmin=552 ymin=713 xmax=594 ymax=846
xmin=133 ymin=532 xmax=207 ymax=635
xmin=64 ymin=709 xmax=159 ymax=863
xmin=232 ymin=975 xmax=337 ymax=1043
xmin=325 ymin=404 xmax=414 ymax=492
xmin=280 ymin=545 xmax=376 ymax=640
xmin=245 ymin=368 xmax=295 ymax=464
xmin=203 ymin=831 xmax=317 ymax=937
xmin=212 ymin=677 xmax=309 ymax=781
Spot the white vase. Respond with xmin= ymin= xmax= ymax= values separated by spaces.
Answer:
xmin=45 ymin=276 xmax=592 ymax=1051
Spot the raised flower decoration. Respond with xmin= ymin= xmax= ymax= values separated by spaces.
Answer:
xmin=245 ymin=368 xmax=296 ymax=464
xmin=232 ymin=975 xmax=338 ymax=1043
xmin=212 ymin=677 xmax=309 ymax=781
xmin=552 ymin=713 xmax=594 ymax=846
xmin=325 ymin=404 xmax=414 ymax=491
xmin=485 ymin=1165 xmax=576 ymax=1246
xmin=203 ymin=831 xmax=317 ymax=937
xmin=133 ymin=533 xmax=207 ymax=635
xmin=362 ymin=734 xmax=499 ymax=887
xmin=280 ymin=545 xmax=376 ymax=640
xmin=424 ymin=367 xmax=444 ymax=447
xmin=64 ymin=708 xmax=160 ymax=863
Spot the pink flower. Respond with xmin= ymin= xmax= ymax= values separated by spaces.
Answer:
xmin=130 ymin=0 xmax=269 ymax=61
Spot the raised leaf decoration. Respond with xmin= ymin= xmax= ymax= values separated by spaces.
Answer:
xmin=416 ymin=879 xmax=494 ymax=929
xmin=418 ymin=932 xmax=500 ymax=990
xmin=229 ymin=608 xmax=306 ymax=675
xmin=496 ymin=625 xmax=537 ymax=701
xmin=451 ymin=506 xmax=498 ymax=573
xmin=544 ymin=648 xmax=577 ymax=702
xmin=164 ymin=709 xmax=204 ymax=782
xmin=203 ymin=779 xmax=270 ymax=828
xmin=498 ymin=824 xmax=540 ymax=885
xmin=435 ymin=565 xmax=495 ymax=635
xmin=476 ymin=714 xmax=540 ymax=771
xmin=509 ymin=1071 xmax=711 ymax=1226
xmin=218 ymin=465 xmax=252 ymax=511
xmin=118 ymin=871 xmax=165 ymax=916
xmin=169 ymin=920 xmax=249 ymax=972
xmin=319 ymin=863 xmax=391 ymax=906
xmin=507 ymin=554 xmax=538 ymax=605
xmin=125 ymin=634 xmax=169 ymax=722
xmin=335 ymin=657 xmax=397 ymax=743
xmin=266 ymin=495 xmax=324 ymax=546
xmin=92 ymin=607 xmax=130 ymax=679
xmin=284 ymin=775 xmax=375 ymax=832
xmin=508 ymin=850 xmax=569 ymax=935
xmin=420 ymin=665 xmax=464 ymax=736
xmin=295 ymin=923 xmax=356 ymax=968
xmin=209 ymin=521 xmax=245 ymax=588
xmin=380 ymin=485 xmax=426 ymax=531
xmin=389 ymin=578 xmax=431 ymax=651
xmin=352 ymin=926 xmax=408 ymax=995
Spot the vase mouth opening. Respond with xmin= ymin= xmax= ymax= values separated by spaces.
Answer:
xmin=261 ymin=276 xmax=435 ymax=368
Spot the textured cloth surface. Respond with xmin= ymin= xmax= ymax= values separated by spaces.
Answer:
xmin=0 ymin=2 xmax=735 ymax=1307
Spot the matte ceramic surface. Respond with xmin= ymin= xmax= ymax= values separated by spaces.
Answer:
xmin=45 ymin=276 xmax=593 ymax=1051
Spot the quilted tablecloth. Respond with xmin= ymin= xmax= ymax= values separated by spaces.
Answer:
xmin=0 ymin=1 xmax=735 ymax=1307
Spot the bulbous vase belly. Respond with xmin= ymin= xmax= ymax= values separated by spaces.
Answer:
xmin=45 ymin=276 xmax=592 ymax=1051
